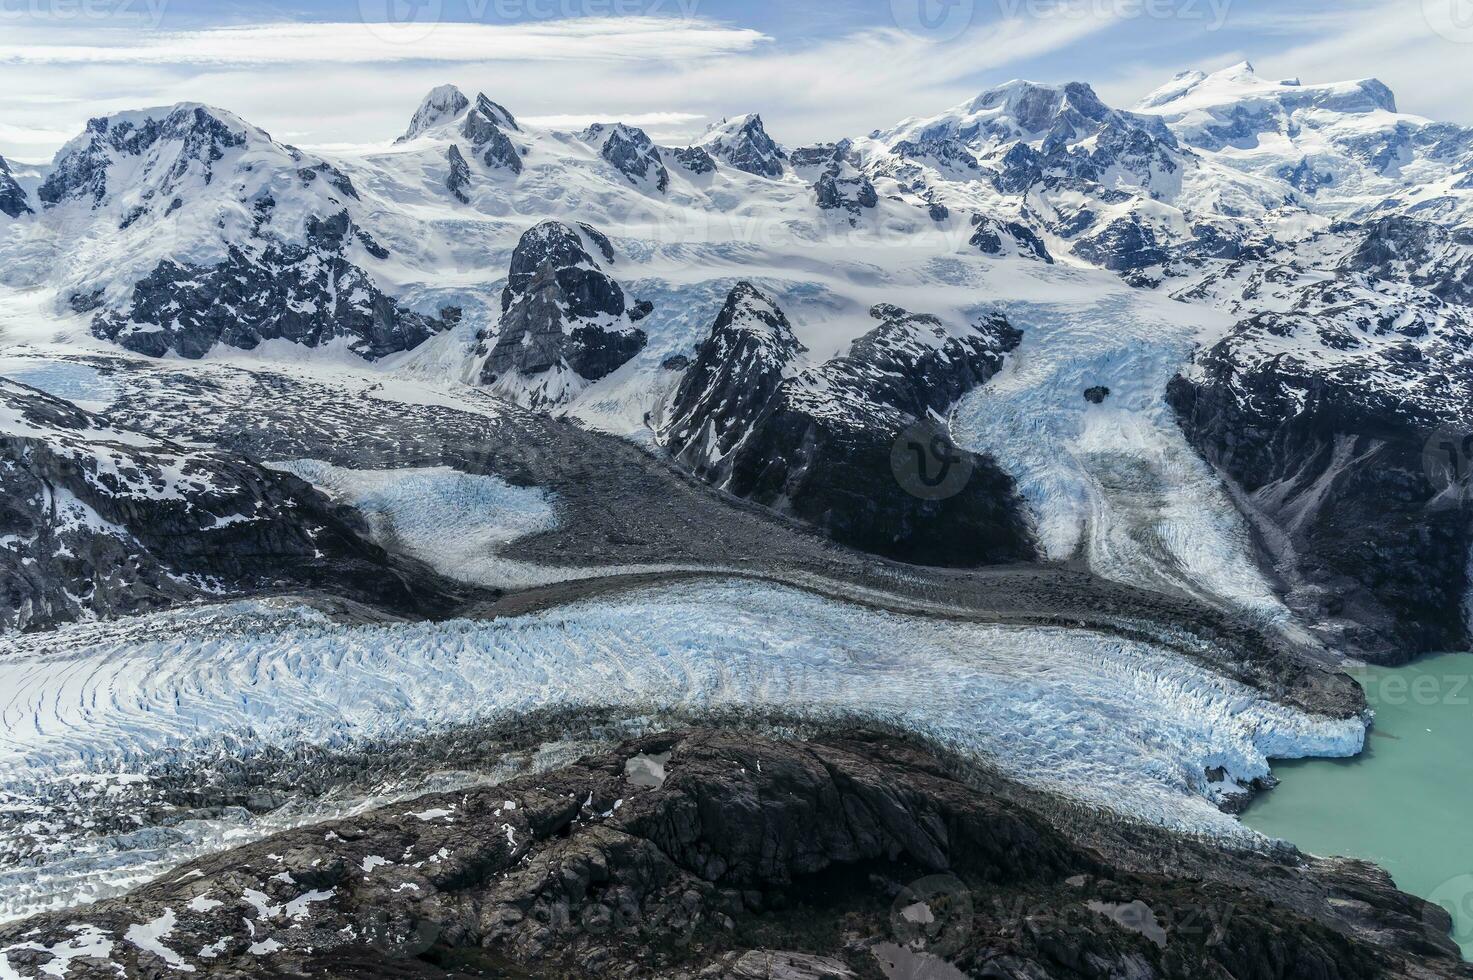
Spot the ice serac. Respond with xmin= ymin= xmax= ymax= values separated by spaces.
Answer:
xmin=664 ymin=289 xmax=1035 ymax=566
xmin=696 ymin=113 xmax=787 ymax=178
xmin=478 ymin=220 xmax=649 ymax=408
xmin=398 ymin=83 xmax=469 ymax=142
xmin=581 ymin=122 xmax=669 ymax=192
xmin=0 ymin=380 xmax=476 ymax=632
xmin=0 ymin=154 xmax=31 ymax=218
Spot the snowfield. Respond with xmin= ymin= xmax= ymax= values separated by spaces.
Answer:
xmin=0 ymin=580 xmax=1364 ymax=919
xmin=269 ymin=461 xmax=562 ymax=588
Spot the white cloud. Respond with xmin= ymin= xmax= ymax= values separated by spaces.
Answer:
xmin=0 ymin=17 xmax=769 ymax=65
xmin=0 ymin=7 xmax=1123 ymax=160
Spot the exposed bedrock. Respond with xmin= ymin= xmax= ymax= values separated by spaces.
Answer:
xmin=1168 ymin=327 xmax=1473 ymax=665
xmin=0 ymin=730 xmax=1461 ymax=979
xmin=662 ymin=284 xmax=1037 ymax=567
xmin=0 ymin=380 xmax=486 ymax=631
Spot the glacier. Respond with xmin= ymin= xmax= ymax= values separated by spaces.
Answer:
xmin=0 ymin=580 xmax=1365 ymax=922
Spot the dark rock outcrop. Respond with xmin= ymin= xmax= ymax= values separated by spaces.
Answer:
xmin=0 ymin=154 xmax=31 ymax=218
xmin=793 ymin=141 xmax=878 ymax=217
xmin=0 ymin=729 xmax=1459 ymax=979
xmin=671 ymin=145 xmax=717 ymax=175
xmin=1073 ymin=216 xmax=1170 ymax=272
xmin=1339 ymin=215 xmax=1473 ymax=307
xmin=444 ymin=144 xmax=471 ymax=203
xmin=970 ymin=215 xmax=1053 ymax=262
xmin=478 ymin=220 xmax=648 ymax=406
xmin=1168 ymin=310 xmax=1473 ymax=663
xmin=664 ymin=286 xmax=1036 ymax=566
xmin=663 ymin=282 xmax=806 ymax=476
xmin=461 ymin=93 xmax=523 ymax=174
xmin=92 ymin=210 xmax=449 ymax=360
xmin=0 ymin=379 xmax=481 ymax=632
xmin=584 ymin=123 xmax=670 ymax=192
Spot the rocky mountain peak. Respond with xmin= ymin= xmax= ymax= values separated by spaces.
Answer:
xmin=0 ymin=153 xmax=31 ymax=218
xmin=472 ymin=93 xmax=520 ymax=132
xmin=697 ymin=113 xmax=786 ymax=178
xmin=39 ymin=103 xmax=255 ymax=208
xmin=479 ymin=220 xmax=647 ymax=407
xmin=661 ymin=282 xmax=805 ymax=479
xmin=581 ymin=122 xmax=669 ymax=192
xmin=399 ymin=84 xmax=470 ymax=142
xmin=461 ymin=93 xmax=523 ymax=173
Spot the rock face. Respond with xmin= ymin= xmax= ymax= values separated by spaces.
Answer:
xmin=0 ymin=379 xmax=478 ymax=632
xmin=461 ymin=93 xmax=523 ymax=174
xmin=1169 ymin=311 xmax=1473 ymax=663
xmin=697 ymin=114 xmax=787 ymax=178
xmin=0 ymin=729 xmax=1460 ymax=979
xmin=969 ymin=215 xmax=1053 ymax=262
xmin=0 ymin=154 xmax=31 ymax=218
xmin=397 ymin=84 xmax=469 ymax=142
xmin=792 ymin=141 xmax=878 ymax=217
xmin=583 ymin=122 xmax=670 ymax=192
xmin=663 ymin=282 xmax=807 ymax=475
xmin=1165 ymin=214 xmax=1473 ymax=663
xmin=671 ymin=145 xmax=717 ymax=175
xmin=38 ymin=104 xmax=251 ymax=208
xmin=1339 ymin=216 xmax=1473 ymax=306
xmin=444 ymin=144 xmax=471 ymax=203
xmin=478 ymin=220 xmax=649 ymax=408
xmin=92 ymin=211 xmax=451 ymax=360
xmin=663 ymin=286 xmax=1035 ymax=566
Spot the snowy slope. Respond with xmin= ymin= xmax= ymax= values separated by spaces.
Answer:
xmin=3 ymin=66 xmax=1472 ymax=647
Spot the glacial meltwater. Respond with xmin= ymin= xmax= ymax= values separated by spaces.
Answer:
xmin=1243 ymin=652 xmax=1473 ymax=959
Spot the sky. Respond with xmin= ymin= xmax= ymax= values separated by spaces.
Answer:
xmin=2 ymin=0 xmax=1473 ymax=162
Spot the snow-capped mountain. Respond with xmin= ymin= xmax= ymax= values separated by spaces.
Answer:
xmin=3 ymin=66 xmax=1472 ymax=662
xmin=475 ymin=219 xmax=650 ymax=408
xmin=1138 ymin=61 xmax=1473 ymax=225
xmin=0 ymin=154 xmax=29 ymax=219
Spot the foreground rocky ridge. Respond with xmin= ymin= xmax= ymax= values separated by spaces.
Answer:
xmin=0 ymin=729 xmax=1462 ymax=979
